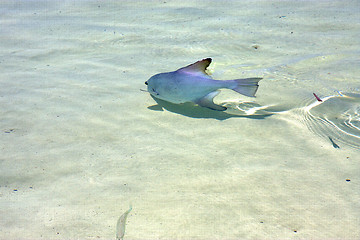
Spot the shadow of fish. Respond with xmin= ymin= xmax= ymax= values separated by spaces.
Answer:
xmin=148 ymin=94 xmax=272 ymax=120
xmin=145 ymin=58 xmax=262 ymax=111
xmin=328 ymin=136 xmax=340 ymax=148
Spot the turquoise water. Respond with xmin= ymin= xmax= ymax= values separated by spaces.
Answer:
xmin=1 ymin=1 xmax=359 ymax=239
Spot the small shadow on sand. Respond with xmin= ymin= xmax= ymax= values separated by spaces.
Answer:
xmin=148 ymin=96 xmax=273 ymax=120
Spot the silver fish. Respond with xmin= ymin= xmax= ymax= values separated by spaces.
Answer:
xmin=116 ymin=206 xmax=132 ymax=240
xmin=145 ymin=58 xmax=262 ymax=111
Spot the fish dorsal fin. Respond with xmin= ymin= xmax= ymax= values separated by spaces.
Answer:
xmin=177 ymin=58 xmax=212 ymax=77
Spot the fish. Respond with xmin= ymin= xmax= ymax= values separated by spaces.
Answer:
xmin=145 ymin=58 xmax=262 ymax=111
xmin=116 ymin=206 xmax=132 ymax=240
xmin=313 ymin=93 xmax=322 ymax=102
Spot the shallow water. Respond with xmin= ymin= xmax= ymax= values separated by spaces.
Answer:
xmin=1 ymin=0 xmax=359 ymax=239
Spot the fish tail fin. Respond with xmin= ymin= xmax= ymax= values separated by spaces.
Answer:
xmin=230 ymin=78 xmax=262 ymax=97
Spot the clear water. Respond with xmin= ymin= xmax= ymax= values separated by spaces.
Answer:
xmin=1 ymin=0 xmax=359 ymax=239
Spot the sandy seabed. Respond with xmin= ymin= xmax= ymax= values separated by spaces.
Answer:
xmin=1 ymin=0 xmax=359 ymax=239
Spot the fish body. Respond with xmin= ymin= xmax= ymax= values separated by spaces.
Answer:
xmin=145 ymin=58 xmax=262 ymax=110
xmin=116 ymin=206 xmax=132 ymax=240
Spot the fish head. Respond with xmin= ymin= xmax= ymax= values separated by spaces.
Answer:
xmin=145 ymin=71 xmax=196 ymax=104
xmin=145 ymin=73 xmax=167 ymax=97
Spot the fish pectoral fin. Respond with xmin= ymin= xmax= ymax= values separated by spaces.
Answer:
xmin=195 ymin=91 xmax=227 ymax=111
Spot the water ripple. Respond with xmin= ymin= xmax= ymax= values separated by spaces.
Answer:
xmin=300 ymin=92 xmax=360 ymax=149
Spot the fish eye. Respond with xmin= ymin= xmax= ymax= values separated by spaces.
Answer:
xmin=145 ymin=81 xmax=148 ymax=85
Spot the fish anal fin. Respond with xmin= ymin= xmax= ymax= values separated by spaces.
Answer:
xmin=195 ymin=91 xmax=227 ymax=111
xmin=177 ymin=58 xmax=212 ymax=77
